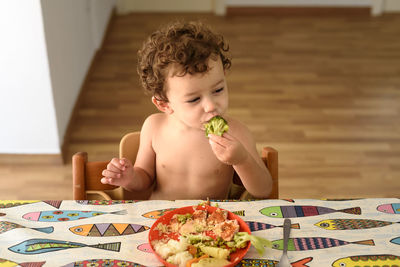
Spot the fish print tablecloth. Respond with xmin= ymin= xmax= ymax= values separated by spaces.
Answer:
xmin=1 ymin=198 xmax=400 ymax=266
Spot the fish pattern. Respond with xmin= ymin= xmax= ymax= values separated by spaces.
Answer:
xmin=137 ymin=243 xmax=152 ymax=253
xmin=236 ymin=257 xmax=313 ymax=267
xmin=246 ymin=221 xmax=300 ymax=231
xmin=0 ymin=221 xmax=54 ymax=234
xmin=1 ymin=199 xmax=399 ymax=266
xmin=260 ymin=205 xmax=361 ymax=218
xmin=69 ymin=223 xmax=149 ymax=237
xmin=271 ymin=237 xmax=374 ymax=251
xmin=390 ymin=237 xmax=400 ymax=245
xmin=377 ymin=203 xmax=400 ymax=214
xmin=142 ymin=208 xmax=176 ymax=219
xmin=331 ymin=254 xmax=400 ymax=267
xmin=0 ymin=200 xmax=40 ymax=208
xmin=61 ymin=259 xmax=146 ymax=267
xmin=8 ymin=238 xmax=121 ymax=254
xmin=315 ymin=218 xmax=399 ymax=230
xmin=76 ymin=200 xmax=139 ymax=205
xmin=0 ymin=200 xmax=61 ymax=209
xmin=22 ymin=210 xmax=127 ymax=222
xmin=0 ymin=258 xmax=45 ymax=267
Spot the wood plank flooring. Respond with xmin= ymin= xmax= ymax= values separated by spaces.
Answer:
xmin=1 ymin=12 xmax=400 ymax=199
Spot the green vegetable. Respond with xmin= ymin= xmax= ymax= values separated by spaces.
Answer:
xmin=176 ymin=213 xmax=192 ymax=224
xmin=204 ymin=116 xmax=229 ymax=137
xmin=233 ymin=232 xmax=272 ymax=255
xmin=185 ymin=234 xmax=213 ymax=245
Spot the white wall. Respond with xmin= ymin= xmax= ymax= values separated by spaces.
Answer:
xmin=0 ymin=0 xmax=115 ymax=154
xmin=0 ymin=1 xmax=59 ymax=153
xmin=41 ymin=0 xmax=115 ymax=149
xmin=116 ymin=0 xmax=214 ymax=14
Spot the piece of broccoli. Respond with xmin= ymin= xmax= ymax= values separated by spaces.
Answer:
xmin=204 ymin=116 xmax=229 ymax=137
xmin=233 ymin=232 xmax=272 ymax=255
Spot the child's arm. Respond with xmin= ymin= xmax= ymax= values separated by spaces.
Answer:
xmin=101 ymin=116 xmax=156 ymax=191
xmin=208 ymin=125 xmax=272 ymax=198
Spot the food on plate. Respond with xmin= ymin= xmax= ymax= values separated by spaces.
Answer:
xmin=204 ymin=116 xmax=229 ymax=137
xmin=150 ymin=205 xmax=271 ymax=267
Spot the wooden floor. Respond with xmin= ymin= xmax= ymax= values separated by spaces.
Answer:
xmin=2 ymin=12 xmax=400 ymax=199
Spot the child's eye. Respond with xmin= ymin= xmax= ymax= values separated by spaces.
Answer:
xmin=187 ymin=97 xmax=200 ymax=103
xmin=214 ymin=87 xmax=224 ymax=93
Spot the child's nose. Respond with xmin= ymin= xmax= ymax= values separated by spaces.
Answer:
xmin=203 ymin=97 xmax=216 ymax=113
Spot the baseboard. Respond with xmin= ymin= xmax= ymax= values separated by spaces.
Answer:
xmin=0 ymin=154 xmax=63 ymax=165
xmin=226 ymin=7 xmax=371 ymax=16
xmin=61 ymin=8 xmax=117 ymax=165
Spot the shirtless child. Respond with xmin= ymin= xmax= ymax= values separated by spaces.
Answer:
xmin=101 ymin=21 xmax=272 ymax=199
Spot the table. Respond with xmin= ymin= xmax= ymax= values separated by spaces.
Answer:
xmin=1 ymin=199 xmax=400 ymax=266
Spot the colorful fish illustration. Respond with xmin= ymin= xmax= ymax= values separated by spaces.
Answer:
xmin=0 ymin=258 xmax=45 ymax=267
xmin=76 ymin=200 xmax=139 ymax=205
xmin=260 ymin=205 xmax=361 ymax=218
xmin=0 ymin=221 xmax=54 ymax=234
xmin=315 ymin=218 xmax=399 ymax=230
xmin=61 ymin=259 xmax=146 ymax=267
xmin=142 ymin=208 xmax=177 ymax=219
xmin=390 ymin=237 xmax=400 ymax=245
xmin=22 ymin=210 xmax=127 ymax=222
xmin=246 ymin=221 xmax=300 ymax=232
xmin=0 ymin=200 xmax=61 ymax=209
xmin=137 ymin=243 xmax=152 ymax=253
xmin=69 ymin=223 xmax=149 ymax=237
xmin=332 ymin=254 xmax=400 ymax=267
xmin=271 ymin=237 xmax=374 ymax=251
xmin=42 ymin=200 xmax=62 ymax=209
xmin=8 ymin=238 xmax=121 ymax=254
xmin=237 ymin=257 xmax=312 ymax=267
xmin=232 ymin=210 xmax=246 ymax=216
xmin=377 ymin=203 xmax=400 ymax=214
xmin=0 ymin=200 xmax=40 ymax=208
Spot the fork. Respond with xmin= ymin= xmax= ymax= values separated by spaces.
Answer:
xmin=277 ymin=218 xmax=291 ymax=267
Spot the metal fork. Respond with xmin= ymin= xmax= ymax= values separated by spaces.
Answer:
xmin=277 ymin=218 xmax=291 ymax=267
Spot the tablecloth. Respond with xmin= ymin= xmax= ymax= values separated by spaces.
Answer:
xmin=1 ymin=198 xmax=400 ymax=266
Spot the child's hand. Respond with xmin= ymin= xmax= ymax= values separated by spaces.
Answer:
xmin=208 ymin=133 xmax=248 ymax=165
xmin=101 ymin=158 xmax=134 ymax=188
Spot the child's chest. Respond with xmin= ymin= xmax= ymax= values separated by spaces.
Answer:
xmin=153 ymin=131 xmax=228 ymax=175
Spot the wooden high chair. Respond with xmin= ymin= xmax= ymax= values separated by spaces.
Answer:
xmin=72 ymin=131 xmax=278 ymax=200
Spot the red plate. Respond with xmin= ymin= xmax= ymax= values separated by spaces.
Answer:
xmin=148 ymin=205 xmax=251 ymax=267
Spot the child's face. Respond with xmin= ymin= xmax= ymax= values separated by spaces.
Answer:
xmin=165 ymin=57 xmax=228 ymax=131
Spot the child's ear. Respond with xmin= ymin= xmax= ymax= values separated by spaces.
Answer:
xmin=152 ymin=96 xmax=174 ymax=114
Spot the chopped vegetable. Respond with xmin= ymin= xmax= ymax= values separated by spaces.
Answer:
xmin=199 ymin=246 xmax=230 ymax=260
xmin=186 ymin=254 xmax=209 ymax=267
xmin=177 ymin=213 xmax=193 ymax=224
xmin=233 ymin=232 xmax=272 ymax=255
xmin=204 ymin=116 xmax=229 ymax=137
xmin=186 ymin=234 xmax=213 ymax=245
xmin=191 ymin=258 xmax=231 ymax=267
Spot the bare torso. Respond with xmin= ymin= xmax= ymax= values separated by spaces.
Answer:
xmin=149 ymin=114 xmax=234 ymax=199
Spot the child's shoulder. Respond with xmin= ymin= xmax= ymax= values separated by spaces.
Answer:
xmin=142 ymin=113 xmax=167 ymax=131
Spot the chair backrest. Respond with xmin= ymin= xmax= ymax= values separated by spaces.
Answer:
xmin=72 ymin=131 xmax=278 ymax=200
xmin=228 ymin=147 xmax=278 ymax=199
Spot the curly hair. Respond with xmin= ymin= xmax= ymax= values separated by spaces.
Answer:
xmin=137 ymin=21 xmax=231 ymax=102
